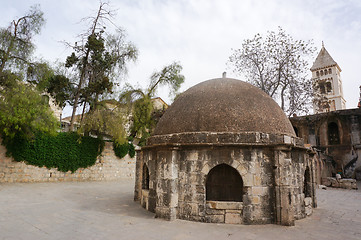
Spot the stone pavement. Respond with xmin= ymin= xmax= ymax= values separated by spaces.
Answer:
xmin=0 ymin=180 xmax=360 ymax=240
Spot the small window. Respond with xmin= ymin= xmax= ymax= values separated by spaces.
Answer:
xmin=142 ymin=164 xmax=150 ymax=190
xmin=328 ymin=68 xmax=332 ymax=74
xmin=206 ymin=164 xmax=243 ymax=202
xmin=316 ymin=71 xmax=319 ymax=77
xmin=320 ymin=70 xmax=324 ymax=76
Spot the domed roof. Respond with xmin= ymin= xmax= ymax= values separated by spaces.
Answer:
xmin=153 ymin=78 xmax=295 ymax=137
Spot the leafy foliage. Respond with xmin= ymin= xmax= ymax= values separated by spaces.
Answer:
xmin=46 ymin=74 xmax=74 ymax=108
xmin=119 ymin=62 xmax=184 ymax=143
xmin=79 ymin=101 xmax=127 ymax=145
xmin=113 ymin=141 xmax=135 ymax=159
xmin=0 ymin=81 xmax=58 ymax=140
xmin=2 ymin=132 xmax=104 ymax=173
xmin=228 ymin=27 xmax=315 ymax=116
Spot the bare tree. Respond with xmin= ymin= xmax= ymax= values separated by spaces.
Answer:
xmin=0 ymin=4 xmax=44 ymax=84
xmin=228 ymin=27 xmax=315 ymax=116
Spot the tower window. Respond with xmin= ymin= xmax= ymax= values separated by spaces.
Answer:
xmin=319 ymin=83 xmax=325 ymax=94
xmin=206 ymin=164 xmax=243 ymax=202
xmin=316 ymin=71 xmax=319 ymax=77
xmin=328 ymin=68 xmax=332 ymax=74
xmin=320 ymin=70 xmax=324 ymax=76
xmin=326 ymin=82 xmax=332 ymax=93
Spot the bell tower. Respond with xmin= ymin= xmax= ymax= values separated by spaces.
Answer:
xmin=311 ymin=43 xmax=346 ymax=113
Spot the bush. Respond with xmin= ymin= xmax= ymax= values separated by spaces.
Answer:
xmin=2 ymin=132 xmax=104 ymax=172
xmin=113 ymin=141 xmax=136 ymax=159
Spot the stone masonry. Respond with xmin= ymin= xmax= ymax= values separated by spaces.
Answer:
xmin=0 ymin=141 xmax=135 ymax=183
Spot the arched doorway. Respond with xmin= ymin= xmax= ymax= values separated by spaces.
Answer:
xmin=304 ymin=167 xmax=311 ymax=198
xmin=206 ymin=164 xmax=243 ymax=202
xmin=142 ymin=164 xmax=149 ymax=190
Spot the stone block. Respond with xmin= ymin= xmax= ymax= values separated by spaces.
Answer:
xmin=252 ymin=196 xmax=260 ymax=204
xmin=305 ymin=206 xmax=312 ymax=216
xmin=225 ymin=213 xmax=242 ymax=224
xmin=304 ymin=197 xmax=312 ymax=206
xmin=206 ymin=208 xmax=225 ymax=215
xmin=206 ymin=201 xmax=243 ymax=210
xmin=205 ymin=214 xmax=224 ymax=223
xmin=243 ymin=173 xmax=254 ymax=186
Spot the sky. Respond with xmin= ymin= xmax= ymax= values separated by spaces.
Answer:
xmin=1 ymin=0 xmax=361 ymax=117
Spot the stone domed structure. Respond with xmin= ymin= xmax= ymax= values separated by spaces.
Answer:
xmin=134 ymin=76 xmax=317 ymax=226
xmin=154 ymin=78 xmax=295 ymax=136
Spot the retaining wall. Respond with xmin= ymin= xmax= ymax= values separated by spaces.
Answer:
xmin=0 ymin=141 xmax=135 ymax=183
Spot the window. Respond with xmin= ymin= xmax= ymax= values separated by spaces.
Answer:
xmin=319 ymin=83 xmax=326 ymax=94
xmin=206 ymin=164 xmax=243 ymax=202
xmin=316 ymin=71 xmax=319 ymax=77
xmin=304 ymin=167 xmax=311 ymax=198
xmin=328 ymin=122 xmax=340 ymax=145
xmin=328 ymin=68 xmax=332 ymax=74
xmin=326 ymin=82 xmax=332 ymax=93
xmin=142 ymin=164 xmax=150 ymax=190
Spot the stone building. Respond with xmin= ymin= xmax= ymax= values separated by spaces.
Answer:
xmin=311 ymin=43 xmax=346 ymax=113
xmin=134 ymin=77 xmax=317 ymax=226
xmin=290 ymin=108 xmax=361 ymax=181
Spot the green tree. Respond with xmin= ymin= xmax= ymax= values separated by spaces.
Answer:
xmin=228 ymin=27 xmax=315 ymax=116
xmin=0 ymin=4 xmax=45 ymax=85
xmin=65 ymin=2 xmax=138 ymax=130
xmin=0 ymin=81 xmax=58 ymax=140
xmin=119 ymin=62 xmax=184 ymax=145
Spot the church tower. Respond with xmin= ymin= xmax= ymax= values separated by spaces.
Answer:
xmin=311 ymin=43 xmax=346 ymax=113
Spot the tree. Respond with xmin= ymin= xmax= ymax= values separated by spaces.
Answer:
xmin=228 ymin=27 xmax=315 ymax=116
xmin=65 ymin=2 xmax=138 ymax=131
xmin=0 ymin=4 xmax=45 ymax=85
xmin=0 ymin=81 xmax=58 ymax=141
xmin=0 ymin=5 xmax=58 ymax=141
xmin=119 ymin=62 xmax=184 ymax=145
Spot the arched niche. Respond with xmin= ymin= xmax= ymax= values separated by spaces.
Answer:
xmin=206 ymin=164 xmax=243 ymax=202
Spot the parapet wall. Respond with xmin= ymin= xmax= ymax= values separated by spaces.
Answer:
xmin=0 ymin=142 xmax=135 ymax=183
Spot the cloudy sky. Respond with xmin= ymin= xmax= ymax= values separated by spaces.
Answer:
xmin=1 ymin=0 xmax=361 ymax=117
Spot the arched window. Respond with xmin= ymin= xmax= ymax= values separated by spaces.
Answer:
xmin=328 ymin=122 xmax=340 ymax=145
xmin=329 ymin=68 xmax=332 ymax=74
xmin=206 ymin=164 xmax=243 ymax=202
xmin=142 ymin=164 xmax=150 ymax=190
xmin=319 ymin=83 xmax=326 ymax=94
xmin=320 ymin=70 xmax=324 ymax=76
xmin=316 ymin=71 xmax=319 ymax=77
xmin=326 ymin=82 xmax=332 ymax=93
xmin=304 ymin=167 xmax=311 ymax=198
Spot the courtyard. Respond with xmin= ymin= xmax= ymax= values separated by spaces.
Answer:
xmin=0 ymin=180 xmax=360 ymax=240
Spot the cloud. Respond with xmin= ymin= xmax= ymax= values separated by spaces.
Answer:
xmin=2 ymin=0 xmax=361 ymax=115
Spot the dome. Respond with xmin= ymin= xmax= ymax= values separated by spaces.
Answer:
xmin=153 ymin=78 xmax=295 ymax=137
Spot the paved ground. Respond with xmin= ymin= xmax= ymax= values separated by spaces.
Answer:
xmin=0 ymin=180 xmax=361 ymax=240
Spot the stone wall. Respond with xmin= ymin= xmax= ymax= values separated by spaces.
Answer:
xmin=135 ymin=136 xmax=317 ymax=226
xmin=0 ymin=142 xmax=135 ymax=183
